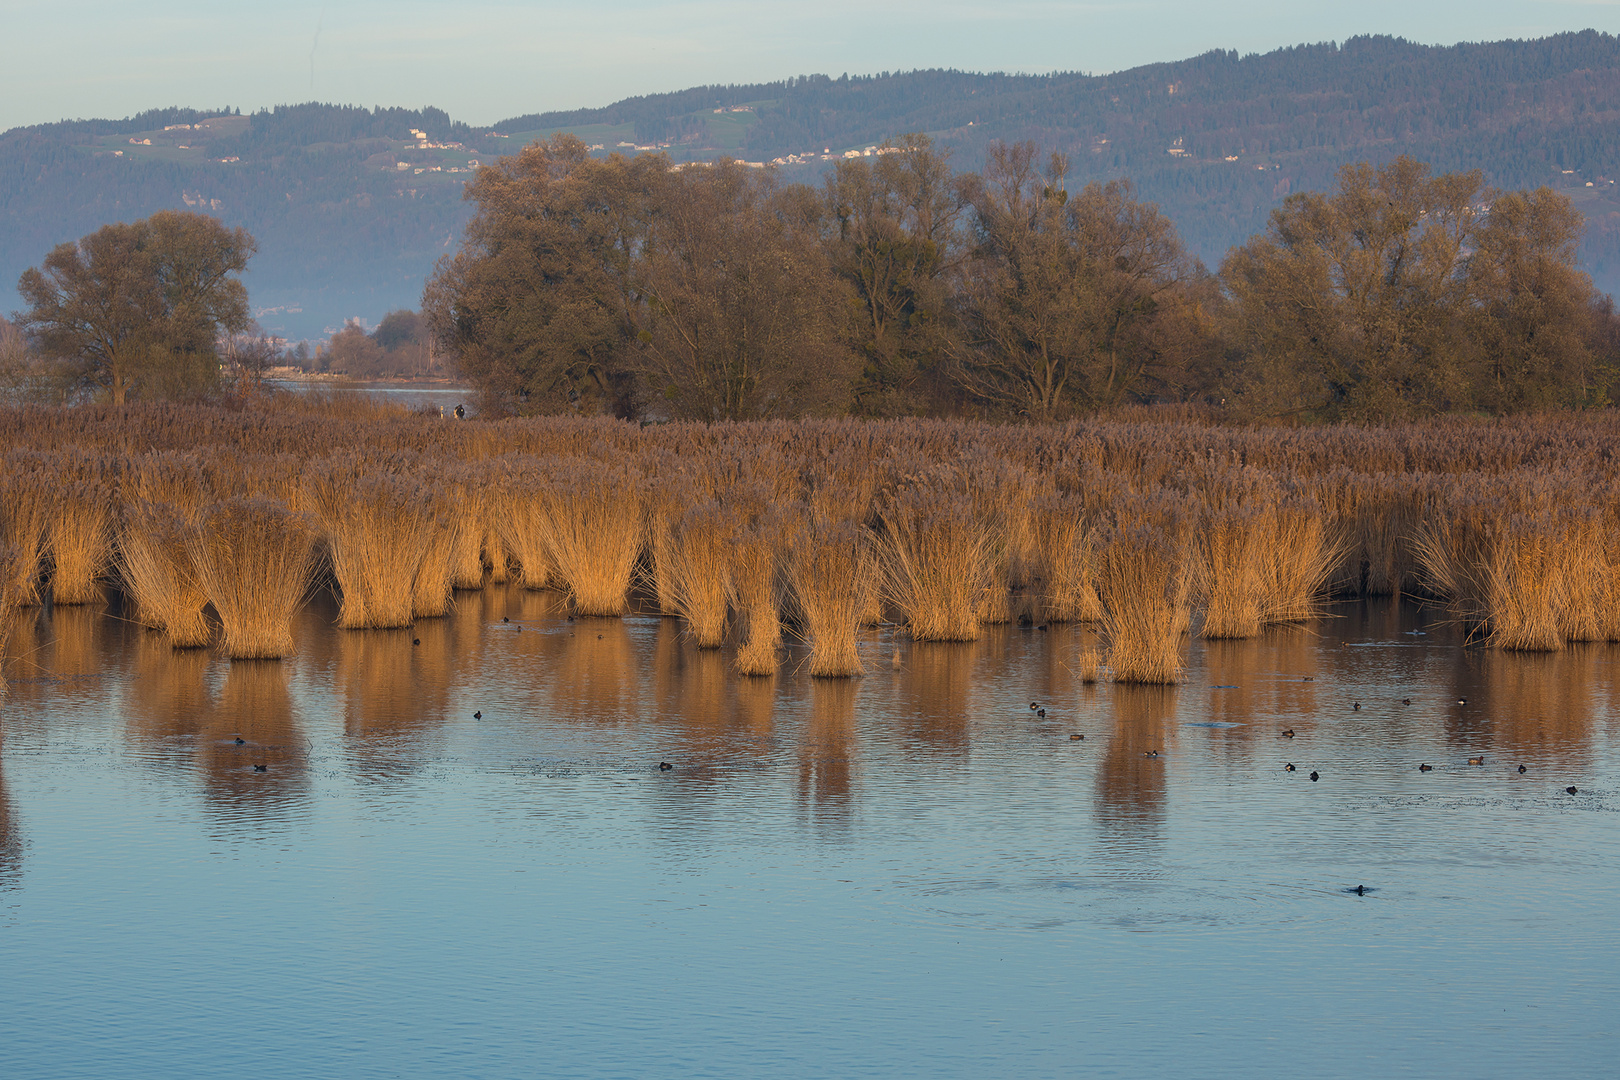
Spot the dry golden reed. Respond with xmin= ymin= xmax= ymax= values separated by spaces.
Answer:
xmin=879 ymin=487 xmax=988 ymax=642
xmin=1028 ymin=493 xmax=1101 ymax=623
xmin=729 ymin=516 xmax=785 ymax=676
xmin=0 ymin=452 xmax=52 ymax=607
xmin=534 ymin=458 xmax=646 ymax=617
xmin=667 ymin=499 xmax=733 ymax=648
xmin=188 ymin=497 xmax=317 ymax=659
xmin=1096 ymin=512 xmax=1194 ymax=685
xmin=307 ymin=464 xmax=439 ymax=629
xmin=789 ymin=519 xmax=869 ymax=677
xmin=116 ymin=501 xmax=211 ymax=647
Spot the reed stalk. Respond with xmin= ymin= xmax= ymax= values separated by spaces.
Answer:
xmin=730 ymin=516 xmax=785 ymax=676
xmin=879 ymin=488 xmax=988 ymax=642
xmin=188 ymin=497 xmax=317 ymax=659
xmin=789 ymin=519 xmax=869 ymax=677
xmin=1096 ymin=514 xmax=1193 ymax=684
xmin=116 ymin=500 xmax=212 ymax=647
xmin=535 ymin=459 xmax=646 ymax=616
xmin=668 ymin=500 xmax=733 ymax=647
xmin=307 ymin=465 xmax=439 ymax=629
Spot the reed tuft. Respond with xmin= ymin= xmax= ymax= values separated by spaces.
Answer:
xmin=188 ymin=497 xmax=317 ymax=659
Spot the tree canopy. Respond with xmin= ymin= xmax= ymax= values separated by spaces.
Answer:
xmin=14 ymin=211 xmax=254 ymax=403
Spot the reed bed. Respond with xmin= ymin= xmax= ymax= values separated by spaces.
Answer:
xmin=879 ymin=481 xmax=989 ymax=642
xmin=788 ymin=519 xmax=870 ymax=678
xmin=1096 ymin=505 xmax=1195 ymax=685
xmin=730 ymin=514 xmax=786 ymax=676
xmin=666 ymin=499 xmax=734 ymax=647
xmin=306 ymin=460 xmax=439 ymax=629
xmin=188 ymin=497 xmax=317 ymax=659
xmin=0 ymin=453 xmax=52 ymax=607
xmin=0 ymin=399 xmax=1615 ymax=671
xmin=117 ymin=500 xmax=211 ymax=647
xmin=533 ymin=457 xmax=646 ymax=617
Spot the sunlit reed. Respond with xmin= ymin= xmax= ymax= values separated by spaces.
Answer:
xmin=188 ymin=497 xmax=318 ymax=659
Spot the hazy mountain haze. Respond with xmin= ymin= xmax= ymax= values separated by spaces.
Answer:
xmin=2 ymin=1 xmax=1616 ymax=131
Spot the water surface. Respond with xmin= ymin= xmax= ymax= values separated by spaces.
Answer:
xmin=1 ymin=593 xmax=1616 ymax=1078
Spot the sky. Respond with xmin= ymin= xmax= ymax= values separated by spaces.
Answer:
xmin=3 ymin=1 xmax=1619 ymax=131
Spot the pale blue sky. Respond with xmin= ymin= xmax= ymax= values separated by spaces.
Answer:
xmin=3 ymin=1 xmax=1618 ymax=130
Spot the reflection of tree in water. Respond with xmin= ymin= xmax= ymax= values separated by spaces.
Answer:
xmin=1096 ymin=685 xmax=1176 ymax=845
xmin=799 ymin=677 xmax=855 ymax=822
xmin=1448 ymin=647 xmax=1604 ymax=761
xmin=899 ymin=641 xmax=977 ymax=753
xmin=201 ymin=659 xmax=308 ymax=812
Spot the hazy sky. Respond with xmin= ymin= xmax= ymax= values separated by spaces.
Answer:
xmin=4 ymin=1 xmax=1618 ymax=131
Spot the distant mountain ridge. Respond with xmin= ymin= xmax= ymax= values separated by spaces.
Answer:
xmin=4 ymin=31 xmax=1620 ymax=340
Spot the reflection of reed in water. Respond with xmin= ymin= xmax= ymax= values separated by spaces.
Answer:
xmin=1096 ymin=685 xmax=1176 ymax=842
xmin=338 ymin=623 xmax=455 ymax=744
xmin=799 ymin=677 xmax=856 ymax=818
xmin=1457 ymin=648 xmax=1603 ymax=757
xmin=554 ymin=617 xmax=639 ymax=721
xmin=650 ymin=619 xmax=775 ymax=754
xmin=1200 ymin=628 xmax=1319 ymax=740
xmin=124 ymin=631 xmax=213 ymax=740
xmin=10 ymin=603 xmax=125 ymax=709
xmin=658 ymin=635 xmax=731 ymax=735
xmin=0 ymin=733 xmax=20 ymax=890
xmin=899 ymin=641 xmax=977 ymax=751
xmin=202 ymin=659 xmax=307 ymax=809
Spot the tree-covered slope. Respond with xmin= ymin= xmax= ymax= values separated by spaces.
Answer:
xmin=4 ymin=32 xmax=1620 ymax=340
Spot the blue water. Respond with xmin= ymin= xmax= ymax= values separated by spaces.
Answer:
xmin=1 ymin=593 xmax=1615 ymax=1078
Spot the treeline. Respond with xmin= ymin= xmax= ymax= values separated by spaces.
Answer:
xmin=426 ymin=136 xmax=1617 ymax=422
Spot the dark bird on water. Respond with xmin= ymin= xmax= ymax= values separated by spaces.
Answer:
xmin=659 ymin=762 xmax=673 ymax=771
xmin=473 ymin=711 xmax=482 ymax=719
xmin=1402 ymin=698 xmax=1411 ymax=706
xmin=1285 ymin=763 xmax=1296 ymax=772
xmin=1310 ymin=771 xmax=1320 ymax=782
xmin=1283 ymin=729 xmax=1295 ymax=738
xmin=1419 ymin=764 xmax=1433 ymax=772
xmin=1037 ymin=708 xmax=1046 ymax=718
xmin=1518 ymin=764 xmax=1527 ymax=773
xmin=1144 ymin=750 xmax=1159 ymax=758
xmin=413 ymin=638 xmax=420 ymax=646
xmin=502 ymin=616 xmax=509 ymax=623
xmin=1030 ymin=702 xmax=1039 ymax=710
xmin=1468 ymin=756 xmax=1484 ymax=766
xmin=253 ymin=764 xmax=267 ymax=773
xmin=1566 ymin=786 xmax=1579 ymax=795
xmin=234 ymin=737 xmax=245 ymax=745
xmin=1303 ymin=677 xmax=1314 ymax=682
xmin=1351 ymin=885 xmax=1367 ymax=896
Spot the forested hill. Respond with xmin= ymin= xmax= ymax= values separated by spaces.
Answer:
xmin=4 ymin=31 xmax=1620 ymax=340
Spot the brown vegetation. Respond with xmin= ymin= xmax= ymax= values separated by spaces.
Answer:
xmin=0 ymin=398 xmax=1613 ymax=676
xmin=188 ymin=497 xmax=317 ymax=659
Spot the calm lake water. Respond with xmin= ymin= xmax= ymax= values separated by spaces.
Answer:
xmin=267 ymin=379 xmax=476 ymax=414
xmin=1 ymin=590 xmax=1616 ymax=1079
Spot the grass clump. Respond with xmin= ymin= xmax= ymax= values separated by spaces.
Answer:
xmin=188 ymin=497 xmax=317 ymax=659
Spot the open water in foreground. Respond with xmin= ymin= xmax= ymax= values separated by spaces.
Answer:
xmin=0 ymin=590 xmax=1616 ymax=1079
